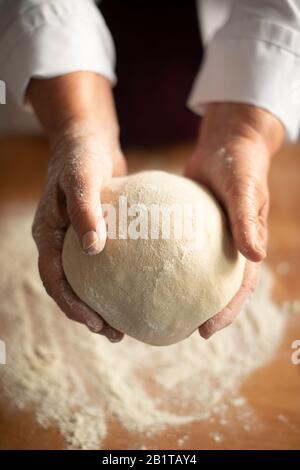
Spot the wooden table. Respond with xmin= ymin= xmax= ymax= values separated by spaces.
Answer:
xmin=0 ymin=137 xmax=299 ymax=450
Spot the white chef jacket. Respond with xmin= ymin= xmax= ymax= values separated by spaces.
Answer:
xmin=0 ymin=0 xmax=300 ymax=140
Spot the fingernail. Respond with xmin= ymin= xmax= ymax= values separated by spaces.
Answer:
xmin=199 ymin=330 xmax=212 ymax=340
xmin=199 ymin=326 xmax=213 ymax=340
xmin=86 ymin=317 xmax=104 ymax=333
xmin=96 ymin=218 xmax=107 ymax=251
xmin=82 ymin=230 xmax=101 ymax=255
xmin=255 ymin=240 xmax=266 ymax=258
xmin=107 ymin=328 xmax=122 ymax=343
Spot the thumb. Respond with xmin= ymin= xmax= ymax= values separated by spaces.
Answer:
xmin=224 ymin=178 xmax=269 ymax=262
xmin=66 ymin=176 xmax=107 ymax=256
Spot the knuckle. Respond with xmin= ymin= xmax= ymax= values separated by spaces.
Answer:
xmin=248 ymin=283 xmax=256 ymax=294
xmin=258 ymin=197 xmax=269 ymax=221
xmin=38 ymin=256 xmax=60 ymax=299
xmin=39 ymin=271 xmax=54 ymax=298
xmin=225 ymin=174 xmax=262 ymax=202
xmin=235 ymin=210 xmax=257 ymax=227
xmin=224 ymin=318 xmax=233 ymax=328
xmin=69 ymin=201 xmax=92 ymax=226
xmin=225 ymin=177 xmax=250 ymax=198
xmin=64 ymin=169 xmax=92 ymax=195
xmin=242 ymin=280 xmax=256 ymax=295
xmin=63 ymin=309 xmax=75 ymax=321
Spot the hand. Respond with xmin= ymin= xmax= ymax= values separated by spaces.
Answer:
xmin=28 ymin=73 xmax=126 ymax=342
xmin=185 ymin=103 xmax=284 ymax=338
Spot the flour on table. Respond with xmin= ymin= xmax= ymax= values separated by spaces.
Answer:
xmin=0 ymin=203 xmax=292 ymax=449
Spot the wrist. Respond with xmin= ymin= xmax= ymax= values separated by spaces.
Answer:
xmin=200 ymin=103 xmax=285 ymax=158
xmin=27 ymin=72 xmax=120 ymax=144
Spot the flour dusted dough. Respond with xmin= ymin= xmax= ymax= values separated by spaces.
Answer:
xmin=62 ymin=171 xmax=245 ymax=346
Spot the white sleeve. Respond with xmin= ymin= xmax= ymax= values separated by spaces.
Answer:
xmin=189 ymin=0 xmax=300 ymax=141
xmin=0 ymin=0 xmax=116 ymax=109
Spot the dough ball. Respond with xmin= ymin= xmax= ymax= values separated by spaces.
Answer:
xmin=62 ymin=171 xmax=245 ymax=346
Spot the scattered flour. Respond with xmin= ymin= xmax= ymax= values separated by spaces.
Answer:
xmin=276 ymin=262 xmax=291 ymax=276
xmin=0 ymin=203 xmax=291 ymax=449
xmin=281 ymin=300 xmax=300 ymax=316
xmin=243 ymin=424 xmax=252 ymax=432
xmin=209 ymin=432 xmax=224 ymax=444
xmin=177 ymin=434 xmax=188 ymax=447
xmin=277 ymin=414 xmax=289 ymax=424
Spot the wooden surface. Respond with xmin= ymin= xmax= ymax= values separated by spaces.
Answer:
xmin=0 ymin=136 xmax=299 ymax=450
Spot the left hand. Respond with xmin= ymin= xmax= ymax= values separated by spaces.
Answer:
xmin=185 ymin=103 xmax=284 ymax=338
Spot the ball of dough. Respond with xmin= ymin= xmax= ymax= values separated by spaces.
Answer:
xmin=62 ymin=171 xmax=245 ymax=346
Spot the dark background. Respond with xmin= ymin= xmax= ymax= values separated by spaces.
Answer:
xmin=100 ymin=0 xmax=203 ymax=148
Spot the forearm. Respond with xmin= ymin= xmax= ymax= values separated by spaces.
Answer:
xmin=26 ymin=72 xmax=119 ymax=144
xmin=0 ymin=0 xmax=116 ymax=118
xmin=29 ymin=72 xmax=125 ymax=340
xmin=191 ymin=0 xmax=300 ymax=141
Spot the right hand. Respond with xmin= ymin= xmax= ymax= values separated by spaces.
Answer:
xmin=28 ymin=73 xmax=126 ymax=342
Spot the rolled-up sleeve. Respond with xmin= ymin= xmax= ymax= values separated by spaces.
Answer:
xmin=0 ymin=0 xmax=116 ymax=109
xmin=189 ymin=0 xmax=300 ymax=141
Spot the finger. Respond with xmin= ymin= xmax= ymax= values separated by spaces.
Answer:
xmin=36 ymin=227 xmax=123 ymax=341
xmin=32 ymin=210 xmax=103 ymax=332
xmin=63 ymin=171 xmax=107 ymax=256
xmin=224 ymin=178 xmax=269 ymax=262
xmin=99 ymin=324 xmax=124 ymax=343
xmin=199 ymin=261 xmax=260 ymax=339
xmin=37 ymin=232 xmax=105 ymax=333
xmin=32 ymin=184 xmax=121 ymax=339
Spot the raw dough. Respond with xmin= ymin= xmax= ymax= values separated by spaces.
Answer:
xmin=62 ymin=171 xmax=245 ymax=346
